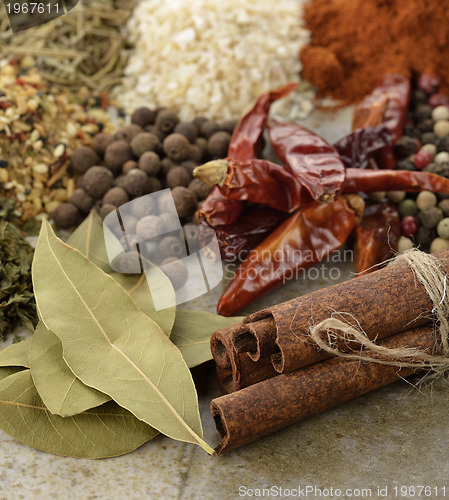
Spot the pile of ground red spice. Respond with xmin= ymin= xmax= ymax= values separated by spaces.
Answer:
xmin=300 ymin=0 xmax=449 ymax=103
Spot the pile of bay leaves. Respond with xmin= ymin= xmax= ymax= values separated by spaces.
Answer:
xmin=0 ymin=211 xmax=240 ymax=458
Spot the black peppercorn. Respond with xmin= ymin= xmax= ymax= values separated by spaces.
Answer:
xmin=69 ymin=188 xmax=95 ymax=214
xmin=166 ymin=166 xmax=191 ymax=188
xmin=130 ymin=132 xmax=161 ymax=157
xmin=394 ymin=136 xmax=419 ymax=158
xmin=397 ymin=158 xmax=416 ymax=171
xmin=155 ymin=110 xmax=179 ymax=134
xmin=104 ymin=140 xmax=133 ymax=174
xmin=83 ymin=166 xmax=114 ymax=198
xmin=421 ymin=132 xmax=437 ymax=145
xmin=53 ymin=202 xmax=82 ymax=229
xmin=414 ymin=104 xmax=433 ymax=121
xmin=123 ymin=169 xmax=152 ymax=197
xmin=131 ymin=107 xmax=157 ymax=128
xmin=163 ymin=133 xmax=191 ymax=162
xmin=71 ymin=146 xmax=99 ymax=175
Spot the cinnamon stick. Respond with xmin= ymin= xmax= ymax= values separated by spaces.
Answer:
xmin=236 ymin=249 xmax=449 ymax=375
xmin=211 ymin=325 xmax=437 ymax=455
xmin=211 ymin=325 xmax=277 ymax=394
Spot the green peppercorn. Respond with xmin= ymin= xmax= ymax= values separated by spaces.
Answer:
xmin=398 ymin=199 xmax=419 ymax=217
xmin=437 ymin=217 xmax=449 ymax=239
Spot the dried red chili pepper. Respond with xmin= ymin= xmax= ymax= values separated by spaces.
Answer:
xmin=266 ymin=119 xmax=346 ymax=201
xmin=342 ymin=168 xmax=449 ymax=194
xmin=333 ymin=125 xmax=392 ymax=169
xmin=217 ymin=196 xmax=362 ymax=317
xmin=197 ymin=83 xmax=297 ymax=226
xmin=200 ymin=207 xmax=289 ymax=262
xmin=352 ymin=74 xmax=411 ymax=169
xmin=353 ymin=202 xmax=400 ymax=274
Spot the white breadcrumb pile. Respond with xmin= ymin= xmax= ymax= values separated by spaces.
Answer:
xmin=115 ymin=0 xmax=312 ymax=121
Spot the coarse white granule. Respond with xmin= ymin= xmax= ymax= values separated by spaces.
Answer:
xmin=115 ymin=0 xmax=311 ymax=121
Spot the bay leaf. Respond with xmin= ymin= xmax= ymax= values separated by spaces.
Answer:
xmin=0 ymin=370 xmax=158 ymax=458
xmin=29 ymin=322 xmax=110 ymax=417
xmin=0 ymin=337 xmax=31 ymax=367
xmin=0 ymin=366 xmax=23 ymax=381
xmin=67 ymin=210 xmax=176 ymax=336
xmin=172 ymin=311 xmax=243 ymax=368
xmin=32 ymin=220 xmax=213 ymax=454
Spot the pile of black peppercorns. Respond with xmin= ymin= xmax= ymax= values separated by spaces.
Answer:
xmin=52 ymin=106 xmax=236 ymax=229
xmin=384 ymin=75 xmax=449 ymax=253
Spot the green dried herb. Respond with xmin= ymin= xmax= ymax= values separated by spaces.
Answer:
xmin=33 ymin=219 xmax=213 ymax=454
xmin=0 ymin=198 xmax=38 ymax=340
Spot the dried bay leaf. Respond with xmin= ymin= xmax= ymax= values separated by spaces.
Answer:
xmin=172 ymin=311 xmax=244 ymax=368
xmin=0 ymin=366 xmax=23 ymax=381
xmin=0 ymin=370 xmax=157 ymax=458
xmin=33 ymin=220 xmax=213 ymax=454
xmin=0 ymin=337 xmax=31 ymax=367
xmin=67 ymin=210 xmax=176 ymax=336
xmin=29 ymin=322 xmax=110 ymax=417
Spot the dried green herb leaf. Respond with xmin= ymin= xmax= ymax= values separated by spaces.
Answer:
xmin=0 ymin=199 xmax=38 ymax=339
xmin=67 ymin=210 xmax=176 ymax=336
xmin=29 ymin=322 xmax=110 ymax=417
xmin=0 ymin=370 xmax=157 ymax=458
xmin=0 ymin=338 xmax=31 ymax=367
xmin=33 ymin=220 xmax=212 ymax=454
xmin=172 ymin=311 xmax=243 ymax=368
xmin=0 ymin=366 xmax=23 ymax=381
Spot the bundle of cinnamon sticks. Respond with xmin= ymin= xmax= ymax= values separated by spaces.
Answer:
xmin=210 ymin=249 xmax=449 ymax=455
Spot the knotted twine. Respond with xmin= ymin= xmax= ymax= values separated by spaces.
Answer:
xmin=309 ymin=248 xmax=449 ymax=377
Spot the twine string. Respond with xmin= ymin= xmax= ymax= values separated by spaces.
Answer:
xmin=309 ymin=249 xmax=449 ymax=376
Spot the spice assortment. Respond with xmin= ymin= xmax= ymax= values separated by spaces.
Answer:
xmin=2 ymin=0 xmax=449 ymax=464
xmin=0 ymin=58 xmax=112 ymax=223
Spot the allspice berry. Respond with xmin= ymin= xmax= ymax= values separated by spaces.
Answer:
xmin=174 ymin=122 xmax=198 ymax=143
xmin=200 ymin=120 xmax=220 ymax=139
xmin=99 ymin=203 xmax=117 ymax=220
xmin=117 ymin=252 xmax=142 ymax=274
xmin=155 ymin=110 xmax=179 ymax=134
xmin=207 ymin=131 xmax=231 ymax=158
xmin=130 ymin=132 xmax=160 ymax=157
xmin=219 ymin=119 xmax=237 ymax=135
xmin=187 ymin=144 xmax=203 ymax=163
xmin=188 ymin=178 xmax=212 ymax=200
xmin=102 ymin=187 xmax=129 ymax=207
xmin=123 ymin=169 xmax=152 ymax=197
xmin=158 ymin=235 xmax=185 ymax=259
xmin=69 ymin=188 xmax=95 ymax=214
xmin=163 ymin=133 xmax=191 ymax=162
xmin=71 ymin=146 xmax=99 ymax=175
xmin=114 ymin=124 xmax=143 ymax=143
xmin=92 ymin=133 xmax=114 ymax=156
xmin=148 ymin=176 xmax=162 ymax=193
xmin=83 ymin=166 xmax=114 ymax=199
xmin=171 ymin=186 xmax=198 ymax=218
xmin=166 ymin=166 xmax=191 ymax=188
xmin=123 ymin=160 xmax=138 ymax=174
xmin=129 ymin=196 xmax=157 ymax=218
xmin=52 ymin=202 xmax=82 ymax=229
xmin=136 ymin=215 xmax=163 ymax=240
xmin=105 ymin=140 xmax=133 ymax=174
xmin=138 ymin=151 xmax=161 ymax=176
xmin=161 ymin=157 xmax=175 ymax=176
xmin=131 ymin=107 xmax=157 ymax=128
xmin=160 ymin=257 xmax=188 ymax=289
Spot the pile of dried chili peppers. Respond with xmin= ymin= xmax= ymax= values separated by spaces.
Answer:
xmin=194 ymin=76 xmax=449 ymax=316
